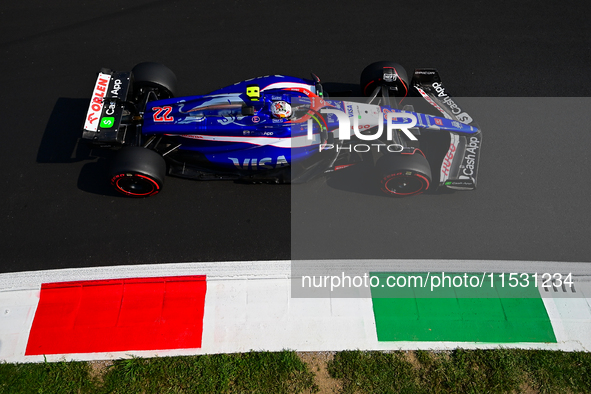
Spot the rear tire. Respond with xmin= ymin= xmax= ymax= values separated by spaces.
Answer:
xmin=110 ymin=147 xmax=166 ymax=197
xmin=132 ymin=62 xmax=177 ymax=99
xmin=360 ymin=61 xmax=409 ymax=98
xmin=377 ymin=152 xmax=431 ymax=197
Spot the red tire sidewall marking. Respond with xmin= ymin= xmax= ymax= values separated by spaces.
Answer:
xmin=381 ymin=172 xmax=429 ymax=196
xmin=111 ymin=173 xmax=160 ymax=196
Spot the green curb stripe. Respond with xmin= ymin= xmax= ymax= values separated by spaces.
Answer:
xmin=370 ymin=273 xmax=557 ymax=343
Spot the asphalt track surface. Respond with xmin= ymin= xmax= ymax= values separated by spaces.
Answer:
xmin=1 ymin=1 xmax=590 ymax=273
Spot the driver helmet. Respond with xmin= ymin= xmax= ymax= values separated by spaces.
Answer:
xmin=271 ymin=101 xmax=292 ymax=118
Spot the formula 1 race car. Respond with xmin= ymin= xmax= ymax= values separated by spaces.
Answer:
xmin=81 ymin=61 xmax=481 ymax=197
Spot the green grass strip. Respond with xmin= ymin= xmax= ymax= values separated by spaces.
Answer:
xmin=0 ymin=359 xmax=94 ymax=394
xmin=2 ymin=349 xmax=591 ymax=393
xmin=101 ymin=351 xmax=317 ymax=393
xmin=328 ymin=349 xmax=591 ymax=394
xmin=0 ymin=351 xmax=318 ymax=394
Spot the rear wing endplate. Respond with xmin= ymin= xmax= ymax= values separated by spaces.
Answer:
xmin=81 ymin=69 xmax=131 ymax=144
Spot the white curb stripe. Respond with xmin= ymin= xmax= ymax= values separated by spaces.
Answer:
xmin=0 ymin=288 xmax=41 ymax=362
xmin=0 ymin=260 xmax=590 ymax=363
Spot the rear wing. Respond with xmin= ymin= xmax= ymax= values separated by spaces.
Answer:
xmin=411 ymin=69 xmax=474 ymax=125
xmin=81 ymin=69 xmax=132 ymax=145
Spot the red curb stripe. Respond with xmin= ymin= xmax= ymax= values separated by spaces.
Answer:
xmin=25 ymin=276 xmax=207 ymax=355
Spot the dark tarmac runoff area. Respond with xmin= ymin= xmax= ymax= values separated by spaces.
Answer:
xmin=1 ymin=1 xmax=590 ymax=273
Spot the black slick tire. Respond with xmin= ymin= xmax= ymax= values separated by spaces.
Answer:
xmin=131 ymin=62 xmax=177 ymax=99
xmin=360 ymin=61 xmax=409 ymax=98
xmin=110 ymin=147 xmax=166 ymax=197
xmin=376 ymin=152 xmax=431 ymax=197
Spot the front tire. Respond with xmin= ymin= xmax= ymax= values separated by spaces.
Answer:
xmin=110 ymin=147 xmax=166 ymax=197
xmin=377 ymin=152 xmax=431 ymax=197
xmin=360 ymin=61 xmax=409 ymax=98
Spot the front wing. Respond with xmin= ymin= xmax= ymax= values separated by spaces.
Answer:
xmin=411 ymin=68 xmax=481 ymax=190
xmin=439 ymin=131 xmax=482 ymax=190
